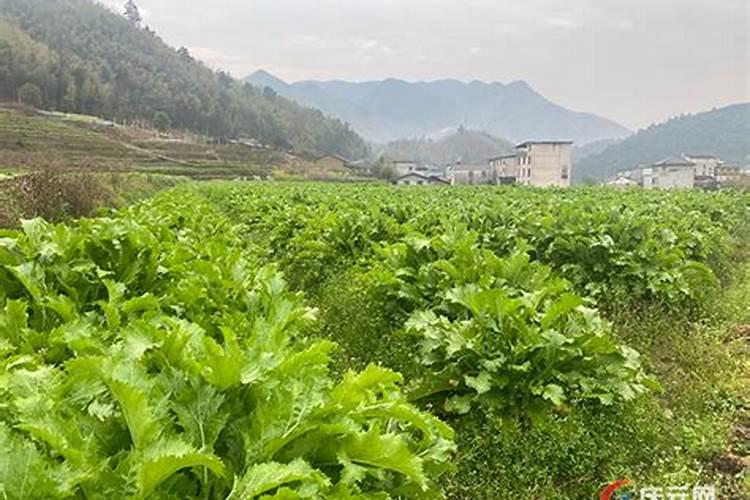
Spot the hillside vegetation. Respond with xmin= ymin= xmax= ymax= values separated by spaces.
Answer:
xmin=381 ymin=127 xmax=514 ymax=166
xmin=575 ymin=103 xmax=750 ymax=182
xmin=0 ymin=0 xmax=368 ymax=159
xmin=0 ymin=105 xmax=297 ymax=178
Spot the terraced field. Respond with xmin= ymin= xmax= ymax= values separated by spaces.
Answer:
xmin=0 ymin=106 xmax=295 ymax=178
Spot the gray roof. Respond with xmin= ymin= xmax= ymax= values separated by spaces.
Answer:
xmin=684 ymin=154 xmax=718 ymax=160
xmin=488 ymin=154 xmax=517 ymax=161
xmin=396 ymin=172 xmax=450 ymax=184
xmin=516 ymin=141 xmax=574 ymax=148
xmin=317 ymin=153 xmax=350 ymax=163
xmin=653 ymin=157 xmax=695 ymax=167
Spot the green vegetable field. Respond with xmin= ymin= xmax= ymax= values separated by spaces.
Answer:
xmin=1 ymin=183 xmax=748 ymax=499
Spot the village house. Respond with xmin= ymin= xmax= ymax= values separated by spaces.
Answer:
xmin=392 ymin=160 xmax=419 ymax=177
xmin=608 ymin=155 xmax=744 ymax=190
xmin=345 ymin=159 xmax=373 ymax=176
xmin=641 ymin=158 xmax=696 ymax=189
xmin=488 ymin=154 xmax=518 ymax=184
xmin=716 ymin=165 xmax=745 ymax=185
xmin=606 ymin=175 xmax=639 ymax=188
xmin=487 ymin=142 xmax=573 ymax=187
xmin=394 ymin=172 xmax=450 ymax=186
xmin=513 ymin=141 xmax=573 ymax=187
xmin=685 ymin=154 xmax=723 ymax=178
xmin=449 ymin=163 xmax=494 ymax=185
xmin=314 ymin=153 xmax=350 ymax=170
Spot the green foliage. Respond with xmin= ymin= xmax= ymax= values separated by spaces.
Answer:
xmin=205 ymin=183 xmax=748 ymax=311
xmin=576 ymin=103 xmax=750 ymax=182
xmin=17 ymin=82 xmax=42 ymax=108
xmin=0 ymin=0 xmax=369 ymax=159
xmin=198 ymin=182 xmax=748 ymax=498
xmin=0 ymin=191 xmax=454 ymax=498
xmin=2 ymin=181 xmax=748 ymax=499
xmin=371 ymin=228 xmax=655 ymax=418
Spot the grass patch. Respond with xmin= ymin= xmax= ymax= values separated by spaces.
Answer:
xmin=0 ymin=171 xmax=183 ymax=228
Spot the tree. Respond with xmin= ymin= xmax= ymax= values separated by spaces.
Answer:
xmin=18 ymin=82 xmax=43 ymax=108
xmin=153 ymin=110 xmax=171 ymax=131
xmin=123 ymin=0 xmax=142 ymax=28
xmin=176 ymin=46 xmax=193 ymax=62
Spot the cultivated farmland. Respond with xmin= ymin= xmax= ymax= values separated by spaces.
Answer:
xmin=0 ymin=183 xmax=748 ymax=499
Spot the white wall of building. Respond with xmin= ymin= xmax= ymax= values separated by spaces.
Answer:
xmin=393 ymin=161 xmax=418 ymax=177
xmin=516 ymin=143 xmax=572 ymax=187
xmin=686 ymin=156 xmax=722 ymax=177
xmin=642 ymin=165 xmax=695 ymax=189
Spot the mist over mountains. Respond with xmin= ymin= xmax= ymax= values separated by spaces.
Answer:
xmin=245 ymin=70 xmax=631 ymax=145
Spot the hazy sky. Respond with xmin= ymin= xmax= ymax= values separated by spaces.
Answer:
xmin=100 ymin=0 xmax=748 ymax=130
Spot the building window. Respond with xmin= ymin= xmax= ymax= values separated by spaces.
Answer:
xmin=561 ymin=166 xmax=569 ymax=180
xmin=417 ymin=180 xmax=424 ymax=185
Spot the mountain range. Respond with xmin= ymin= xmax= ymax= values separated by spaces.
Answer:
xmin=574 ymin=103 xmax=750 ymax=182
xmin=245 ymin=70 xmax=631 ymax=145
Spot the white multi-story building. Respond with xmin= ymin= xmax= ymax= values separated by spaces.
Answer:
xmin=641 ymin=158 xmax=696 ymax=189
xmin=488 ymin=154 xmax=518 ymax=184
xmin=489 ymin=141 xmax=573 ymax=187
xmin=685 ymin=155 xmax=723 ymax=178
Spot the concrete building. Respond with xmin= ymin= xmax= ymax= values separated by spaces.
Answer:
xmin=394 ymin=172 xmax=450 ymax=186
xmin=641 ymin=158 xmax=696 ymax=189
xmin=488 ymin=154 xmax=518 ymax=184
xmin=392 ymin=160 xmax=419 ymax=177
xmin=514 ymin=142 xmax=573 ymax=187
xmin=685 ymin=155 xmax=723 ymax=178
xmin=716 ymin=165 xmax=744 ymax=186
xmin=449 ymin=163 xmax=494 ymax=185
xmin=489 ymin=142 xmax=573 ymax=187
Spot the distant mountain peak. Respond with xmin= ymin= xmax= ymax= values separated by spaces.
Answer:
xmin=243 ymin=73 xmax=631 ymax=144
xmin=506 ymin=80 xmax=535 ymax=92
xmin=246 ymin=69 xmax=288 ymax=89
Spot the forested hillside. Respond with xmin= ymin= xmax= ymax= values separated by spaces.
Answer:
xmin=575 ymin=103 xmax=750 ymax=182
xmin=382 ymin=127 xmax=514 ymax=165
xmin=0 ymin=0 xmax=368 ymax=159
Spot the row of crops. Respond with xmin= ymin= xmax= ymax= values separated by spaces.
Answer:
xmin=0 ymin=183 xmax=748 ymax=498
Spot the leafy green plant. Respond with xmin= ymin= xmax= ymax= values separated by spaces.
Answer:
xmin=371 ymin=228 xmax=657 ymax=420
xmin=206 ymin=183 xmax=749 ymax=312
xmin=0 ymin=192 xmax=454 ymax=499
